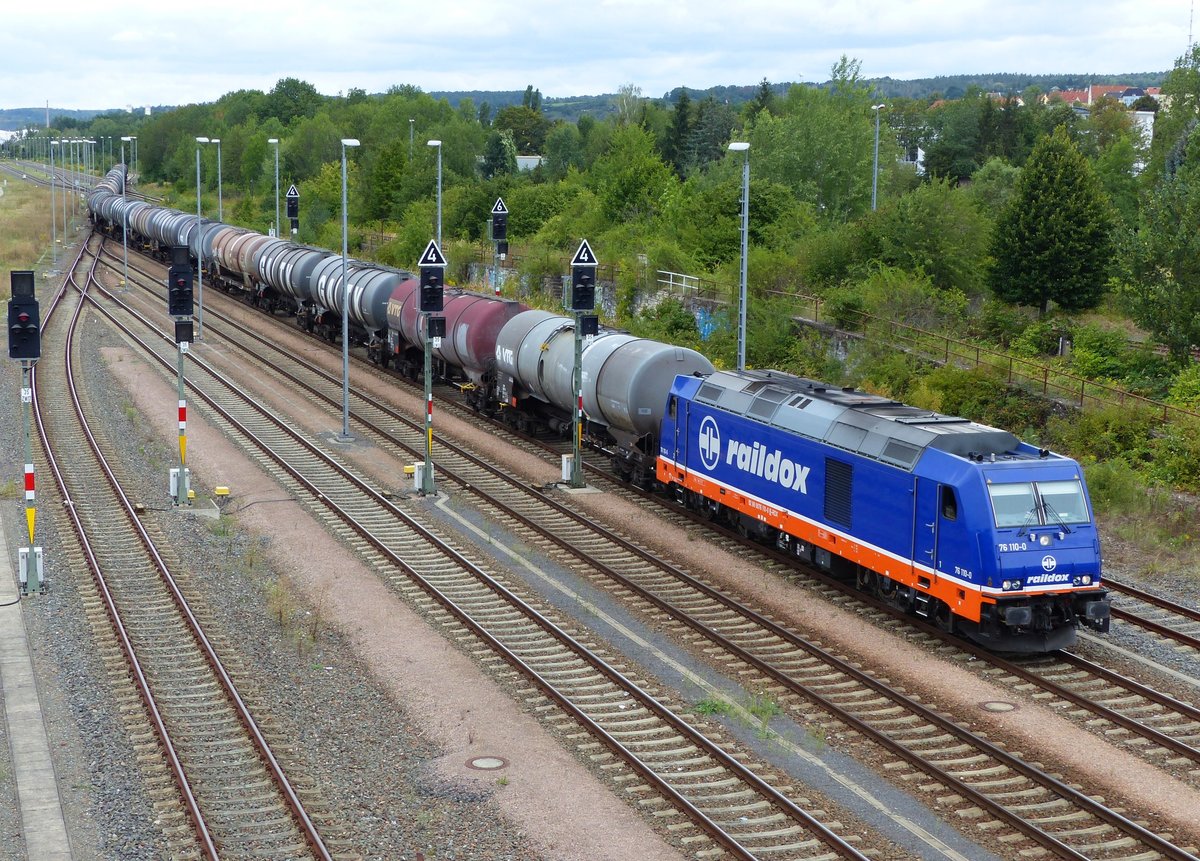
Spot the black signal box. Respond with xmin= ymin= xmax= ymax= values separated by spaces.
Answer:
xmin=419 ymin=267 xmax=443 ymax=313
xmin=7 ymin=271 xmax=40 ymax=361
xmin=175 ymin=320 xmax=194 ymax=345
xmin=579 ymin=315 xmax=599 ymax=336
xmin=168 ymin=264 xmax=194 ymax=317
xmin=427 ymin=316 xmax=446 ymax=339
xmin=569 ymin=266 xmax=595 ymax=311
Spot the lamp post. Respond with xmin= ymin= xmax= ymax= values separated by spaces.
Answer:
xmin=195 ymin=137 xmax=209 ymax=339
xmin=728 ymin=141 xmax=750 ymax=372
xmin=121 ymin=136 xmax=133 ymax=289
xmin=871 ymin=103 xmax=885 ymax=211
xmin=268 ymin=137 xmax=280 ymax=237
xmin=131 ymin=135 xmax=137 ymax=179
xmin=409 ymin=118 xmax=414 ymax=161
xmin=339 ymin=138 xmax=360 ymax=441
xmin=48 ymin=140 xmax=57 ymax=264
xmin=213 ymin=138 xmax=223 ymax=222
xmin=427 ymin=139 xmax=441 ymax=246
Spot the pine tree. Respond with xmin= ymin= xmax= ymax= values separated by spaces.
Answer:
xmin=989 ymin=126 xmax=1115 ymax=315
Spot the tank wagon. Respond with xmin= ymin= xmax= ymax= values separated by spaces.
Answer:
xmin=494 ymin=310 xmax=715 ymax=482
xmin=657 ymin=368 xmax=1110 ymax=651
xmin=88 ymin=165 xmax=409 ymax=348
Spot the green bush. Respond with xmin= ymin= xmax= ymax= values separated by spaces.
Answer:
xmin=1150 ymin=417 xmax=1200 ymax=491
xmin=1167 ymin=363 xmax=1200 ymax=411
xmin=1011 ymin=317 xmax=1072 ymax=358
xmin=1084 ymin=459 xmax=1153 ymax=516
xmin=1045 ymin=403 xmax=1157 ymax=466
xmin=968 ymin=298 xmax=1030 ymax=348
xmin=920 ymin=366 xmax=1053 ymax=434
xmin=820 ymin=286 xmax=866 ymax=331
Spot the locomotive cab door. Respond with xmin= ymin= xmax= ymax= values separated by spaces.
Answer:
xmin=913 ymin=477 xmax=940 ymax=575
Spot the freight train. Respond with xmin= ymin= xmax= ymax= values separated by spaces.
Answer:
xmin=87 ymin=165 xmax=1110 ymax=652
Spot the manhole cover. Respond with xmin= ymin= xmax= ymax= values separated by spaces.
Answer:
xmin=466 ymin=756 xmax=508 ymax=771
xmin=980 ymin=701 xmax=1017 ymax=713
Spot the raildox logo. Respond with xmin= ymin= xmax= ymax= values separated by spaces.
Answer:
xmin=697 ymin=416 xmax=810 ymax=494
xmin=698 ymin=416 xmax=722 ymax=470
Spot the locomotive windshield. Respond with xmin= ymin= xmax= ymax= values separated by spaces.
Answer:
xmin=988 ymin=479 xmax=1090 ymax=529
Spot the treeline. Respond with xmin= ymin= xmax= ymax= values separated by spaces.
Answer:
xmin=10 ymin=53 xmax=1200 ymax=494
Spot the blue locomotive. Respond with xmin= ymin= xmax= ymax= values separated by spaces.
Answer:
xmin=657 ymin=369 xmax=1110 ymax=652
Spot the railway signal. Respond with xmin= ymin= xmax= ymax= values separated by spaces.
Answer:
xmin=8 ymin=271 xmax=43 ymax=592
xmin=286 ymin=184 xmax=299 ymax=235
xmin=418 ymin=240 xmax=447 ymax=313
xmin=490 ymin=198 xmax=508 ymax=297
xmin=565 ymin=241 xmax=599 ymax=489
xmin=417 ymin=239 xmax=447 ymax=496
xmin=167 ymin=246 xmax=192 ymax=506
xmin=569 ymin=239 xmax=597 ymax=312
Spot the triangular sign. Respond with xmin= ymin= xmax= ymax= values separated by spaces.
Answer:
xmin=571 ymin=239 xmax=598 ymax=267
xmin=419 ymin=240 xmax=447 ymax=267
xmin=285 ymin=184 xmax=300 ymax=199
xmin=491 ymin=197 xmax=508 ymax=215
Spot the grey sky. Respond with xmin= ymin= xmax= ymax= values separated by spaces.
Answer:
xmin=2 ymin=0 xmax=1192 ymax=111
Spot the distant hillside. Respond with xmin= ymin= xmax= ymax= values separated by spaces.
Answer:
xmin=436 ymin=73 xmax=1169 ymax=124
xmin=0 ymin=107 xmax=112 ymax=131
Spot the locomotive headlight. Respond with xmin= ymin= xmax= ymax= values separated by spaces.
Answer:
xmin=1073 ymin=575 xmax=1093 ymax=586
xmin=1002 ymin=579 xmax=1020 ymax=591
xmin=1039 ymin=534 xmax=1052 ymax=546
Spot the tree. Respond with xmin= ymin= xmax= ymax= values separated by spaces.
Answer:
xmin=1121 ymin=134 xmax=1200 ymax=361
xmin=989 ymin=126 xmax=1115 ymax=315
xmin=750 ymin=58 xmax=879 ymax=222
xmin=543 ymin=123 xmax=583 ymax=180
xmin=587 ymin=125 xmax=677 ymax=222
xmin=1149 ymin=44 xmax=1200 ymax=178
xmin=493 ymin=105 xmax=550 ymax=153
xmin=682 ymin=97 xmax=737 ymax=175
xmin=663 ymin=89 xmax=692 ymax=176
xmin=262 ymin=78 xmax=324 ymax=126
xmin=481 ymin=129 xmax=518 ymax=179
xmin=746 ymin=79 xmax=775 ymax=119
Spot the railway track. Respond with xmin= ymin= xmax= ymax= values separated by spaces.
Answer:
xmin=86 ymin=239 xmax=883 ymax=860
xmin=36 ymin=236 xmax=341 ymax=860
xmin=100 ymin=239 xmax=1200 ymax=860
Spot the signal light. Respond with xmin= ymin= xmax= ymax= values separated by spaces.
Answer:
xmin=419 ymin=267 xmax=443 ymax=313
xmin=569 ymin=266 xmax=595 ymax=311
xmin=7 ymin=275 xmax=40 ymax=361
xmin=167 ymin=264 xmax=194 ymax=317
xmin=491 ymin=211 xmax=507 ymax=242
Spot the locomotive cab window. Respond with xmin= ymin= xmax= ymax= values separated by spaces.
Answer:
xmin=668 ymin=395 xmax=676 ymax=420
xmin=940 ymin=486 xmax=958 ymax=521
xmin=988 ymin=480 xmax=1091 ymax=529
xmin=1037 ymin=480 xmax=1090 ymax=525
xmin=988 ymin=483 xmax=1037 ymax=529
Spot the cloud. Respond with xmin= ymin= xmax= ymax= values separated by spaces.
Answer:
xmin=0 ymin=0 xmax=1189 ymax=112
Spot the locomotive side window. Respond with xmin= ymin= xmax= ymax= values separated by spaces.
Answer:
xmin=940 ymin=486 xmax=958 ymax=521
xmin=1036 ymin=480 xmax=1090 ymax=525
xmin=668 ymin=396 xmax=676 ymax=420
xmin=988 ymin=483 xmax=1036 ymax=528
